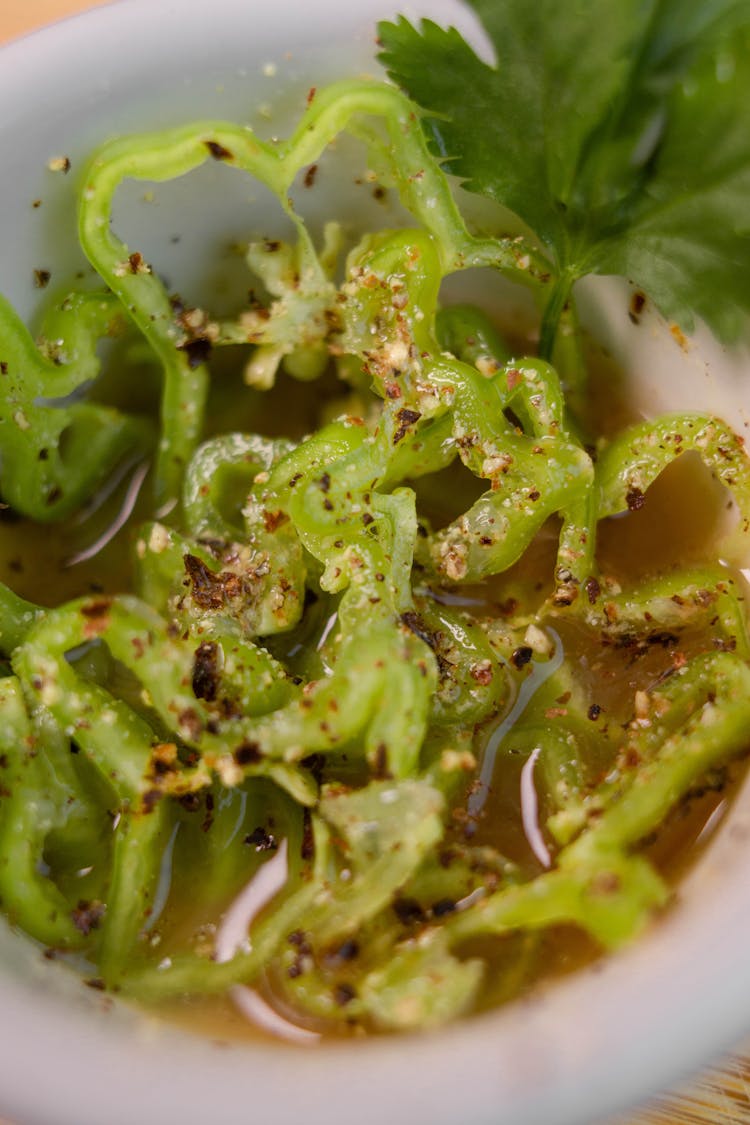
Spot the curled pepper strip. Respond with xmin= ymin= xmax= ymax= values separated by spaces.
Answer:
xmin=573 ymin=566 xmax=750 ymax=659
xmin=121 ymin=812 xmax=332 ymax=1000
xmin=271 ymin=781 xmax=486 ymax=1030
xmin=182 ymin=433 xmax=295 ymax=539
xmin=77 ymin=79 xmax=549 ymax=512
xmin=218 ymin=223 xmax=341 ymax=387
xmin=11 ymin=622 xmax=175 ymax=975
xmin=0 ymin=678 xmax=84 ymax=948
xmin=138 ymin=422 xmax=441 ymax=779
xmin=0 ymin=291 xmax=154 ymax=520
xmin=549 ymin=651 xmax=750 ymax=847
xmin=448 ymin=650 xmax=750 ymax=949
xmin=0 ymin=583 xmax=43 ymax=656
xmin=597 ymin=413 xmax=750 ymax=563
xmin=12 ymin=594 xmax=315 ymax=804
xmin=549 ymin=414 xmax=750 ymax=611
xmin=137 ymin=433 xmax=307 ymax=638
xmin=410 ymin=595 xmax=509 ymax=726
xmin=336 ymin=227 xmax=594 ymax=586
xmin=136 ymin=526 xmax=298 ymax=718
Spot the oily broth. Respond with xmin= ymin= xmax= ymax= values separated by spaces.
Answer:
xmin=155 ymin=609 xmax=746 ymax=1037
xmin=151 ymin=442 xmax=749 ymax=1041
xmin=0 ymin=333 xmax=747 ymax=1042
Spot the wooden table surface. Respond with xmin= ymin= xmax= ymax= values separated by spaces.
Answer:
xmin=1 ymin=3 xmax=749 ymax=1124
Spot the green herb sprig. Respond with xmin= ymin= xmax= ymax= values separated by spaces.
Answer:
xmin=378 ymin=0 xmax=750 ymax=354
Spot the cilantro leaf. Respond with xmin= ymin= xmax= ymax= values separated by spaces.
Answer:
xmin=378 ymin=0 xmax=750 ymax=345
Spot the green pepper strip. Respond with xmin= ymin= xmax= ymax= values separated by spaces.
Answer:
xmin=0 ymin=291 xmax=153 ymax=521
xmin=76 ymin=80 xmax=548 ymax=511
xmin=573 ymin=565 xmax=750 ymax=660
xmin=120 ymin=814 xmax=331 ymax=1000
xmin=134 ymin=522 xmax=299 ymax=715
xmin=0 ymin=583 xmax=43 ymax=655
xmin=11 ymin=626 xmax=176 ymax=975
xmin=597 ymin=414 xmax=750 ymax=564
xmin=335 ymin=228 xmax=593 ymax=585
xmin=447 ymin=651 xmax=750 ymax=950
xmin=0 ymin=677 xmax=83 ymax=947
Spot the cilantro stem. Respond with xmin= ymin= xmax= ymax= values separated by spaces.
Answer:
xmin=539 ymin=273 xmax=574 ymax=361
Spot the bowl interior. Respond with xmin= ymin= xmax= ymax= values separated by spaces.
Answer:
xmin=1 ymin=3 xmax=750 ymax=1124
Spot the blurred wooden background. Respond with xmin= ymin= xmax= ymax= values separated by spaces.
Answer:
xmin=0 ymin=0 xmax=109 ymax=42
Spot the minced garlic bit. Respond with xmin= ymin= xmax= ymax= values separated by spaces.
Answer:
xmin=524 ymin=623 xmax=553 ymax=656
xmin=147 ymin=524 xmax=171 ymax=554
xmin=633 ymin=690 xmax=651 ymax=723
xmin=440 ymin=749 xmax=477 ymax=773
xmin=214 ymin=755 xmax=245 ymax=788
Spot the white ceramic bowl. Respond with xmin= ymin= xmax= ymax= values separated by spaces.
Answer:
xmin=2 ymin=3 xmax=750 ymax=1124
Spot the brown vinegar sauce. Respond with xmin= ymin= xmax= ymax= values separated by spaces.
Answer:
xmin=1 ymin=332 xmax=748 ymax=1043
xmin=416 ymin=337 xmax=750 ymax=1014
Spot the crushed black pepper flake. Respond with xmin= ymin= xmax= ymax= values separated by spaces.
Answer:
xmin=393 ymin=408 xmax=421 ymax=444
xmin=80 ymin=598 xmax=113 ymax=620
xmin=244 ymin=826 xmax=278 ymax=852
xmin=584 ymin=576 xmax=601 ymax=605
xmin=400 ymin=610 xmax=436 ymax=651
xmin=71 ymin=899 xmax=105 ymax=936
xmin=511 ymin=646 xmax=534 ymax=670
xmin=192 ymin=641 xmax=221 ymax=702
xmin=184 ymin=554 xmax=230 ymax=609
xmin=179 ymin=792 xmax=202 ymax=813
xmin=142 ymin=788 xmax=163 ymax=813
xmin=34 ymin=269 xmax=51 ymax=289
xmin=330 ymin=939 xmax=359 ymax=963
xmin=372 ymin=742 xmax=391 ymax=780
xmin=301 ymin=808 xmax=314 ymax=861
xmin=262 ymin=508 xmax=288 ymax=533
xmin=205 ymin=139 xmax=234 ymax=161
xmin=629 ymin=290 xmax=647 ymax=323
xmin=393 ymin=897 xmax=426 ymax=925
xmin=178 ymin=336 xmax=212 ymax=369
xmin=234 ymin=741 xmax=262 ymax=766
xmin=333 ymin=982 xmax=357 ymax=1006
xmin=201 ymin=791 xmax=215 ymax=833
xmin=626 ymin=486 xmax=646 ymax=511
